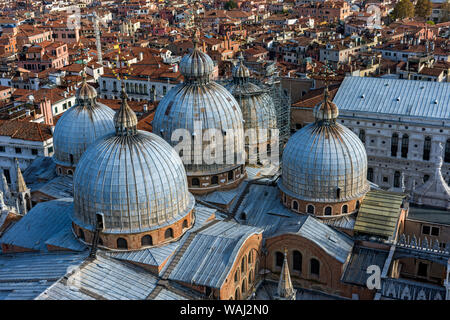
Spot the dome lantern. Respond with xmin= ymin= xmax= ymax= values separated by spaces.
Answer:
xmin=114 ymin=87 xmax=138 ymax=136
xmin=179 ymin=31 xmax=215 ymax=85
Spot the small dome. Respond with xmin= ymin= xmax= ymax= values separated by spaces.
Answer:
xmin=279 ymin=91 xmax=369 ymax=203
xmin=312 ymin=88 xmax=339 ymax=122
xmin=114 ymin=88 xmax=138 ymax=136
xmin=232 ymin=53 xmax=251 ymax=80
xmin=53 ymin=78 xmax=115 ymax=168
xmin=72 ymin=93 xmax=194 ymax=235
xmin=179 ymin=41 xmax=214 ymax=83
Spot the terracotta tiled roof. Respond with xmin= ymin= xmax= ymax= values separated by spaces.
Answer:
xmin=0 ymin=119 xmax=53 ymax=142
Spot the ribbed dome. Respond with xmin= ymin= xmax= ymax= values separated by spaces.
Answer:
xmin=225 ymin=66 xmax=277 ymax=165
xmin=313 ymin=88 xmax=339 ymax=122
xmin=232 ymin=54 xmax=251 ymax=81
xmin=72 ymin=95 xmax=195 ymax=234
xmin=179 ymin=43 xmax=214 ymax=84
xmin=279 ymin=94 xmax=369 ymax=203
xmin=53 ymin=80 xmax=115 ymax=168
xmin=153 ymin=81 xmax=245 ymax=175
xmin=114 ymin=88 xmax=138 ymax=136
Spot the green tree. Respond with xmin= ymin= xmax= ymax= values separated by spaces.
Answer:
xmin=415 ymin=0 xmax=432 ymax=19
xmin=224 ymin=0 xmax=237 ymax=10
xmin=392 ymin=0 xmax=415 ymax=20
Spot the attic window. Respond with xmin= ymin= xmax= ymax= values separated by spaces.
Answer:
xmin=360 ymin=94 xmax=365 ymax=98
xmin=396 ymin=97 xmax=400 ymax=101
xmin=434 ymin=99 xmax=438 ymax=104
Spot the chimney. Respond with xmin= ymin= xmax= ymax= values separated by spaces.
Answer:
xmin=143 ymin=104 xmax=148 ymax=112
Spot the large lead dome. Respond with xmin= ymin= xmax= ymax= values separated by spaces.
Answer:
xmin=152 ymin=37 xmax=245 ymax=194
xmin=225 ymin=54 xmax=277 ymax=166
xmin=279 ymin=88 xmax=369 ymax=216
xmin=53 ymin=76 xmax=115 ymax=173
xmin=72 ymin=89 xmax=195 ymax=250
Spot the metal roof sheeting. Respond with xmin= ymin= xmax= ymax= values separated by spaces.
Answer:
xmin=154 ymin=288 xmax=187 ymax=300
xmin=341 ymin=247 xmax=389 ymax=286
xmin=0 ymin=198 xmax=76 ymax=252
xmin=37 ymin=254 xmax=159 ymax=300
xmin=0 ymin=251 xmax=87 ymax=300
xmin=333 ymin=77 xmax=450 ymax=121
xmin=168 ymin=221 xmax=263 ymax=289
xmin=354 ymin=190 xmax=405 ymax=238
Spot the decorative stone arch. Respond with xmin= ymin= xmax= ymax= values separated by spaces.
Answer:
xmin=182 ymin=219 xmax=188 ymax=229
xmin=324 ymin=206 xmax=332 ymax=216
xmin=234 ymin=267 xmax=240 ymax=283
xmin=307 ymin=204 xmax=315 ymax=214
xmin=341 ymin=204 xmax=348 ymax=214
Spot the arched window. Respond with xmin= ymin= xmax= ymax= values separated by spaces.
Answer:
xmin=241 ymin=279 xmax=247 ymax=295
xmin=356 ymin=200 xmax=360 ymax=209
xmin=310 ymin=258 xmax=320 ymax=276
xmin=401 ymin=134 xmax=409 ymax=158
xmin=234 ymin=269 xmax=239 ymax=283
xmin=69 ymin=154 xmax=74 ymax=165
xmin=117 ymin=238 xmax=128 ymax=249
xmin=391 ymin=133 xmax=399 ymax=157
xmin=57 ymin=167 xmax=62 ymax=175
xmin=165 ymin=228 xmax=173 ymax=239
xmin=67 ymin=169 xmax=73 ymax=176
xmin=235 ymin=288 xmax=240 ymax=300
xmin=423 ymin=136 xmax=431 ymax=161
xmin=228 ymin=171 xmax=234 ymax=181
xmin=192 ymin=178 xmax=200 ymax=186
xmin=324 ymin=206 xmax=332 ymax=216
xmin=211 ymin=175 xmax=219 ymax=185
xmin=367 ymin=167 xmax=374 ymax=182
xmin=141 ymin=235 xmax=152 ymax=246
xmin=275 ymin=251 xmax=284 ymax=268
xmin=293 ymin=250 xmax=302 ymax=272
xmin=423 ymin=174 xmax=430 ymax=183
xmin=182 ymin=219 xmax=188 ymax=229
xmin=292 ymin=200 xmax=299 ymax=211
xmin=445 ymin=139 xmax=450 ymax=163
xmin=359 ymin=129 xmax=365 ymax=143
xmin=79 ymin=228 xmax=85 ymax=241
xmin=307 ymin=205 xmax=315 ymax=214
xmin=394 ymin=171 xmax=401 ymax=188
xmin=241 ymin=256 xmax=247 ymax=274
xmin=336 ymin=187 xmax=341 ymax=199
xmin=342 ymin=204 xmax=348 ymax=214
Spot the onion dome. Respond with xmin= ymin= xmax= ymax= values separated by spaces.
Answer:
xmin=312 ymin=87 xmax=339 ymax=122
xmin=232 ymin=52 xmax=251 ymax=82
xmin=72 ymin=88 xmax=194 ymax=242
xmin=76 ymin=79 xmax=98 ymax=106
xmin=279 ymin=89 xmax=369 ymax=204
xmin=53 ymin=75 xmax=115 ymax=169
xmin=179 ymin=38 xmax=214 ymax=84
xmin=114 ymin=89 xmax=138 ymax=136
xmin=153 ymin=42 xmax=245 ymax=182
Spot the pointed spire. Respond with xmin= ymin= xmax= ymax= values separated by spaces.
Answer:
xmin=276 ymin=248 xmax=296 ymax=300
xmin=114 ymin=86 xmax=138 ymax=136
xmin=15 ymin=159 xmax=27 ymax=193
